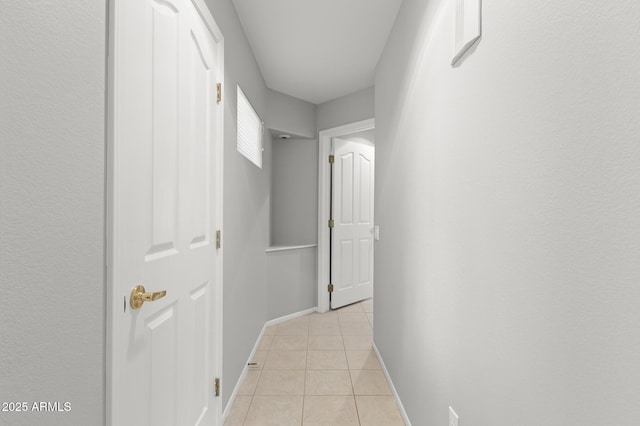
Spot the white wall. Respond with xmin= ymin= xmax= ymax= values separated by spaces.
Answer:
xmin=317 ymin=86 xmax=374 ymax=131
xmin=205 ymin=0 xmax=272 ymax=409
xmin=0 ymin=1 xmax=106 ymax=425
xmin=374 ymin=0 xmax=640 ymax=425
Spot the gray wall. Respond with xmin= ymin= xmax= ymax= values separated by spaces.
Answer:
xmin=317 ymin=86 xmax=374 ymax=131
xmin=205 ymin=0 xmax=272 ymax=409
xmin=267 ymin=89 xmax=317 ymax=139
xmin=266 ymin=247 xmax=317 ymax=319
xmin=0 ymin=1 xmax=374 ymax=424
xmin=374 ymin=0 xmax=640 ymax=425
xmin=0 ymin=1 xmax=106 ymax=425
xmin=267 ymin=93 xmax=319 ymax=323
xmin=271 ymin=138 xmax=318 ymax=246
xmin=344 ymin=129 xmax=375 ymax=146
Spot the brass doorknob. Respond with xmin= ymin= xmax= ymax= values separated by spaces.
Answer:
xmin=130 ymin=285 xmax=167 ymax=310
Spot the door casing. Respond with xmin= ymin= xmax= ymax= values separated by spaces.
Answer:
xmin=105 ymin=0 xmax=225 ymax=424
xmin=317 ymin=118 xmax=375 ymax=313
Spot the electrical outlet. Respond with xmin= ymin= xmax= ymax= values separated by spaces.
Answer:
xmin=449 ymin=406 xmax=459 ymax=426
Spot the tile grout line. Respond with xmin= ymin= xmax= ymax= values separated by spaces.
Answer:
xmin=231 ymin=300 xmax=393 ymax=425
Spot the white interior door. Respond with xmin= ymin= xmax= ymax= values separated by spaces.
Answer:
xmin=110 ymin=0 xmax=222 ymax=424
xmin=330 ymin=138 xmax=375 ymax=309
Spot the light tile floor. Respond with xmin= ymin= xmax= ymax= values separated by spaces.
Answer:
xmin=224 ymin=298 xmax=405 ymax=426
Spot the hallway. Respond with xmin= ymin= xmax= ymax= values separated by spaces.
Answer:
xmin=224 ymin=300 xmax=404 ymax=425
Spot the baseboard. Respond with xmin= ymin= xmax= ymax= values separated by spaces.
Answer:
xmin=222 ymin=306 xmax=318 ymax=420
xmin=264 ymin=307 xmax=318 ymax=328
xmin=372 ymin=342 xmax=412 ymax=426
xmin=221 ymin=323 xmax=268 ymax=420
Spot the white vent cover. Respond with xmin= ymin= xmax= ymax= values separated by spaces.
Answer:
xmin=237 ymin=85 xmax=263 ymax=168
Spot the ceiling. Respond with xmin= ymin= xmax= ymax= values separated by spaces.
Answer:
xmin=232 ymin=0 xmax=403 ymax=105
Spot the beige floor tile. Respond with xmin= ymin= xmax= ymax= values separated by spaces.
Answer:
xmin=340 ymin=320 xmax=373 ymax=336
xmin=223 ymin=395 xmax=251 ymax=426
xmin=263 ymin=324 xmax=277 ymax=335
xmin=309 ymin=322 xmax=342 ymax=336
xmin=238 ymin=370 xmax=261 ymax=395
xmin=264 ymin=350 xmax=307 ymax=370
xmin=271 ymin=335 xmax=308 ymax=350
xmin=305 ymin=370 xmax=353 ymax=395
xmin=276 ymin=316 xmax=310 ymax=335
xmin=302 ymin=396 xmax=359 ymax=426
xmin=307 ymin=350 xmax=348 ymax=370
xmin=342 ymin=335 xmax=373 ymax=350
xmin=351 ymin=370 xmax=392 ymax=395
xmin=289 ymin=315 xmax=311 ymax=324
xmin=223 ymin=416 xmax=242 ymax=426
xmin=346 ymin=350 xmax=381 ymax=370
xmin=309 ymin=315 xmax=340 ymax=327
xmin=338 ymin=312 xmax=368 ymax=322
xmin=311 ymin=309 xmax=338 ymax=317
xmin=355 ymin=396 xmax=404 ymax=426
xmin=336 ymin=302 xmax=364 ymax=313
xmin=255 ymin=369 xmax=305 ymax=395
xmin=249 ymin=350 xmax=268 ymax=369
xmin=366 ymin=312 xmax=374 ymax=326
xmin=308 ymin=335 xmax=344 ymax=351
xmin=360 ymin=298 xmax=374 ymax=313
xmin=258 ymin=334 xmax=274 ymax=351
xmin=244 ymin=395 xmax=303 ymax=426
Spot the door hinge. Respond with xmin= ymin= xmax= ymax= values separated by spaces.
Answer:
xmin=328 ymin=283 xmax=334 ymax=293
xmin=214 ymin=378 xmax=220 ymax=397
xmin=216 ymin=83 xmax=222 ymax=103
xmin=216 ymin=230 xmax=221 ymax=249
xmin=328 ymin=219 xmax=334 ymax=228
xmin=328 ymin=155 xmax=335 ymax=164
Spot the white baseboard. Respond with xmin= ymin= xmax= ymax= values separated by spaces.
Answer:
xmin=222 ymin=347 xmax=254 ymax=420
xmin=222 ymin=306 xmax=318 ymax=420
xmin=264 ymin=307 xmax=318 ymax=328
xmin=372 ymin=342 xmax=412 ymax=426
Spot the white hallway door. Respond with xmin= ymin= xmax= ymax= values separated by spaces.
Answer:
xmin=110 ymin=0 xmax=222 ymax=425
xmin=331 ymin=138 xmax=375 ymax=309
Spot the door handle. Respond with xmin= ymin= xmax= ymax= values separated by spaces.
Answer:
xmin=130 ymin=285 xmax=167 ymax=310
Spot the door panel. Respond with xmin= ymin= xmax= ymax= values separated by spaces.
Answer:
xmin=188 ymin=29 xmax=211 ymax=246
xmin=150 ymin=1 xmax=179 ymax=255
xmin=187 ymin=282 xmax=209 ymax=424
xmin=112 ymin=0 xmax=221 ymax=424
xmin=358 ymin=154 xmax=372 ymax=223
xmin=147 ymin=305 xmax=178 ymax=426
xmin=339 ymin=239 xmax=354 ymax=289
xmin=340 ymin=153 xmax=354 ymax=224
xmin=359 ymin=238 xmax=371 ymax=282
xmin=331 ymin=138 xmax=375 ymax=309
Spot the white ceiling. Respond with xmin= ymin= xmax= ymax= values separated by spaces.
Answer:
xmin=232 ymin=0 xmax=403 ymax=105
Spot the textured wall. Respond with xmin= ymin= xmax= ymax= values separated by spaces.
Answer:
xmin=375 ymin=0 xmax=640 ymax=425
xmin=0 ymin=1 xmax=106 ymax=425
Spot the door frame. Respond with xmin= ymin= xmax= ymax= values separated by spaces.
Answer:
xmin=316 ymin=118 xmax=375 ymax=313
xmin=105 ymin=0 xmax=225 ymax=424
